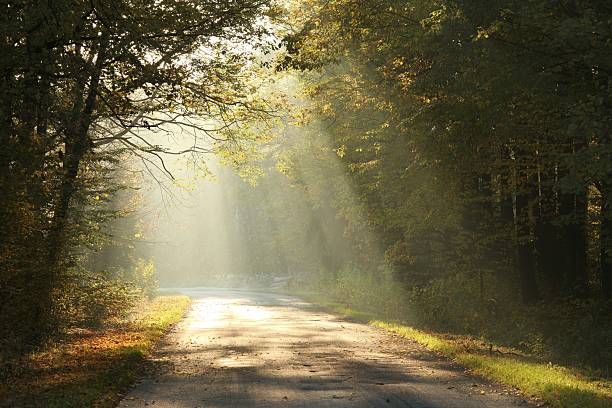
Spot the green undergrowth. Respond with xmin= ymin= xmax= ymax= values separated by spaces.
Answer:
xmin=296 ymin=292 xmax=612 ymax=408
xmin=0 ymin=295 xmax=191 ymax=408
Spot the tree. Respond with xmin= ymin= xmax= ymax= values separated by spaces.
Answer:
xmin=0 ymin=0 xmax=275 ymax=344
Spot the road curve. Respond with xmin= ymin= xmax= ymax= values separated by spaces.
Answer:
xmin=119 ymin=289 xmax=536 ymax=408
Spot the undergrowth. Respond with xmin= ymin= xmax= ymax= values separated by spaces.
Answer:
xmin=290 ymin=266 xmax=612 ymax=408
xmin=312 ymin=267 xmax=612 ymax=372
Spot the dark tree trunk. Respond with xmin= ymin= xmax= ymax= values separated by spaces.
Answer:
xmin=535 ymin=215 xmax=562 ymax=296
xmin=459 ymin=173 xmax=492 ymax=301
xmin=562 ymin=190 xmax=588 ymax=293
xmin=534 ymin=163 xmax=558 ymax=297
xmin=515 ymin=166 xmax=541 ymax=303
xmin=500 ymin=187 xmax=514 ymax=225
xmin=601 ymin=185 xmax=612 ymax=298
xmin=516 ymin=201 xmax=540 ymax=302
xmin=499 ymin=147 xmax=515 ymax=225
xmin=573 ymin=191 xmax=589 ymax=286
xmin=33 ymin=40 xmax=107 ymax=332
xmin=559 ymin=139 xmax=588 ymax=294
xmin=561 ymin=137 xmax=589 ymax=293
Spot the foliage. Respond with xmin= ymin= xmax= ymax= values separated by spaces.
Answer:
xmin=407 ymin=274 xmax=612 ymax=369
xmin=292 ymin=266 xmax=611 ymax=370
xmin=129 ymin=259 xmax=159 ymax=300
xmin=53 ymin=269 xmax=140 ymax=328
xmin=273 ymin=0 xmax=612 ymax=297
xmin=319 ymin=265 xmax=412 ymax=320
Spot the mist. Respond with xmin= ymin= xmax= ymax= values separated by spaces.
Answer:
xmin=136 ymin=123 xmax=367 ymax=291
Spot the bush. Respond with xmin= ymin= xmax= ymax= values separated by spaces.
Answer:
xmin=54 ymin=269 xmax=140 ymax=327
xmin=129 ymin=259 xmax=158 ymax=299
xmin=52 ymin=259 xmax=159 ymax=328
xmin=319 ymin=265 xmax=413 ymax=320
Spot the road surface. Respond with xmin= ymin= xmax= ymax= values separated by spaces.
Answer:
xmin=119 ymin=289 xmax=536 ymax=408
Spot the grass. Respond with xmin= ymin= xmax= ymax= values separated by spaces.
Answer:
xmin=297 ymin=292 xmax=612 ymax=408
xmin=0 ymin=295 xmax=191 ymax=408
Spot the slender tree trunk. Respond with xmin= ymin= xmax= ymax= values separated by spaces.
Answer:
xmin=515 ymin=163 xmax=541 ymax=303
xmin=601 ymin=185 xmax=612 ymax=298
xmin=501 ymin=194 xmax=514 ymax=223
xmin=535 ymin=215 xmax=561 ymax=296
xmin=560 ymin=139 xmax=588 ymax=294
xmin=563 ymin=190 xmax=588 ymax=293
xmin=574 ymin=191 xmax=588 ymax=284
xmin=516 ymin=197 xmax=540 ymax=302
xmin=534 ymin=163 xmax=560 ymax=297
xmin=499 ymin=147 xmax=515 ymax=224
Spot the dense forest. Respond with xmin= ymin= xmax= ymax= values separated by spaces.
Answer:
xmin=2 ymin=0 xmax=612 ymax=376
xmin=217 ymin=0 xmax=612 ymax=370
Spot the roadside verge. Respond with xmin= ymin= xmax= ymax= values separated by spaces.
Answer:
xmin=0 ymin=295 xmax=191 ymax=408
xmin=296 ymin=292 xmax=612 ymax=408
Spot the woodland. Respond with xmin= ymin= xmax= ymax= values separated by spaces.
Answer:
xmin=1 ymin=0 xmax=611 ymax=378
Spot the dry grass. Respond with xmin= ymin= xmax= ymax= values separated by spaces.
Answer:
xmin=0 ymin=295 xmax=191 ymax=408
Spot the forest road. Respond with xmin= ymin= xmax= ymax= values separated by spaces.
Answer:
xmin=118 ymin=289 xmax=537 ymax=408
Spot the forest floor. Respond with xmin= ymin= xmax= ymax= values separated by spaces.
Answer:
xmin=295 ymin=293 xmax=612 ymax=408
xmin=0 ymin=295 xmax=191 ymax=408
xmin=118 ymin=288 xmax=541 ymax=408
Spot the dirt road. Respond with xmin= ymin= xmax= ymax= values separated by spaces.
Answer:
xmin=119 ymin=289 xmax=535 ymax=407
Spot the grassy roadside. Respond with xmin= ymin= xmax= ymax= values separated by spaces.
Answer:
xmin=296 ymin=292 xmax=612 ymax=408
xmin=0 ymin=295 xmax=191 ymax=408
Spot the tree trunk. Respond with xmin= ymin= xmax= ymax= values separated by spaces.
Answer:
xmin=601 ymin=185 xmax=612 ymax=298
xmin=515 ymin=167 xmax=541 ymax=303
xmin=535 ymin=215 xmax=561 ymax=296
xmin=534 ymin=163 xmax=557 ymax=297
xmin=574 ymin=191 xmax=588 ymax=286
xmin=33 ymin=39 xmax=107 ymax=332
xmin=563 ymin=190 xmax=588 ymax=293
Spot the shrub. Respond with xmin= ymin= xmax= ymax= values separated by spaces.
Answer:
xmin=129 ymin=259 xmax=158 ymax=299
xmin=54 ymin=269 xmax=140 ymax=328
